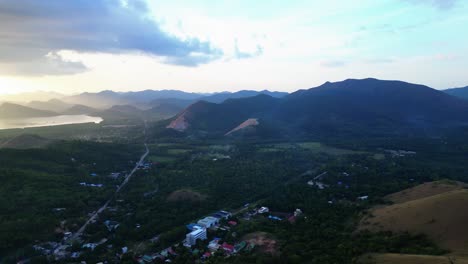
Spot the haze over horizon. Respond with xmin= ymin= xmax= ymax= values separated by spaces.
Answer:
xmin=0 ymin=0 xmax=467 ymax=95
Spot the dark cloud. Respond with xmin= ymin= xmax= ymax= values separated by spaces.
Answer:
xmin=403 ymin=0 xmax=459 ymax=10
xmin=0 ymin=0 xmax=222 ymax=75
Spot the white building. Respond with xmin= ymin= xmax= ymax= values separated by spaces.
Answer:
xmin=185 ymin=228 xmax=207 ymax=246
xmin=197 ymin=216 xmax=219 ymax=228
xmin=258 ymin=207 xmax=269 ymax=214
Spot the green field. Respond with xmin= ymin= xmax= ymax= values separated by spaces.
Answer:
xmin=258 ymin=141 xmax=365 ymax=156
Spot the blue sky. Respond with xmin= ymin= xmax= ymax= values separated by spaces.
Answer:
xmin=0 ymin=0 xmax=467 ymax=94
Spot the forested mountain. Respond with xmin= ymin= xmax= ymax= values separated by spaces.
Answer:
xmin=167 ymin=78 xmax=468 ymax=137
xmin=444 ymin=86 xmax=468 ymax=100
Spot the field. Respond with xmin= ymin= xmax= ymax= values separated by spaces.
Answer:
xmin=257 ymin=141 xmax=366 ymax=156
xmin=360 ymin=253 xmax=468 ymax=264
xmin=360 ymin=182 xmax=468 ymax=254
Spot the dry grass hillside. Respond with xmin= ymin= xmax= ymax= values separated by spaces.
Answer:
xmin=385 ymin=181 xmax=468 ymax=204
xmin=360 ymin=181 xmax=468 ymax=254
xmin=359 ymin=253 xmax=468 ymax=264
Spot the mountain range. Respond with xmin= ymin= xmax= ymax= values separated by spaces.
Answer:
xmin=0 ymin=89 xmax=288 ymax=123
xmin=167 ymin=78 xmax=468 ymax=138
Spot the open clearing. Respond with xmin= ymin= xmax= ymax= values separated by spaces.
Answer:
xmin=359 ymin=253 xmax=468 ymax=264
xmin=258 ymin=141 xmax=364 ymax=156
xmin=243 ymin=232 xmax=279 ymax=256
xmin=167 ymin=189 xmax=207 ymax=202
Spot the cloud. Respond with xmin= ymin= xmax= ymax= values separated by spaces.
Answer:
xmin=0 ymin=0 xmax=222 ymax=75
xmin=403 ymin=0 xmax=459 ymax=10
xmin=365 ymin=58 xmax=395 ymax=64
xmin=320 ymin=60 xmax=346 ymax=68
xmin=233 ymin=40 xmax=263 ymax=59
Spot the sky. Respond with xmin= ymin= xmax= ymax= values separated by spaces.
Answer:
xmin=0 ymin=0 xmax=467 ymax=95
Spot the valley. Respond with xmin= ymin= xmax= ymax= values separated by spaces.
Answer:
xmin=3 ymin=79 xmax=468 ymax=263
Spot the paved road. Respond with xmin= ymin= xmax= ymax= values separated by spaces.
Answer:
xmin=68 ymin=143 xmax=149 ymax=242
xmin=55 ymin=123 xmax=150 ymax=257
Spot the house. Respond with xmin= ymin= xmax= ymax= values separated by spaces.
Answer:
xmin=294 ymin=209 xmax=303 ymax=217
xmin=258 ymin=207 xmax=269 ymax=214
xmin=70 ymin=252 xmax=81 ymax=258
xmin=109 ymin=172 xmax=121 ymax=179
xmin=268 ymin=215 xmax=282 ymax=221
xmin=214 ymin=210 xmax=232 ymax=219
xmin=228 ymin=221 xmax=237 ymax=226
xmin=104 ymin=220 xmax=120 ymax=231
xmin=221 ymin=242 xmax=235 ymax=254
xmin=82 ymin=243 xmax=98 ymax=250
xmin=90 ymin=173 xmax=98 ymax=177
xmin=197 ymin=216 xmax=219 ymax=228
xmin=234 ymin=241 xmax=247 ymax=252
xmin=185 ymin=228 xmax=207 ymax=246
xmin=208 ymin=238 xmax=221 ymax=251
xmin=142 ymin=255 xmax=153 ymax=263
xmin=358 ymin=195 xmax=369 ymax=201
xmin=202 ymin=252 xmax=211 ymax=259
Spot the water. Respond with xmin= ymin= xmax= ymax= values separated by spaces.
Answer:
xmin=0 ymin=115 xmax=103 ymax=130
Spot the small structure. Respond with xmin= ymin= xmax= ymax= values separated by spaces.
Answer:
xmin=228 ymin=221 xmax=237 ymax=226
xmin=294 ymin=209 xmax=303 ymax=217
xmin=215 ymin=210 xmax=232 ymax=219
xmin=234 ymin=241 xmax=247 ymax=252
xmin=208 ymin=238 xmax=221 ymax=251
xmin=104 ymin=220 xmax=120 ymax=231
xmin=222 ymin=242 xmax=235 ymax=254
xmin=358 ymin=195 xmax=369 ymax=201
xmin=268 ymin=215 xmax=282 ymax=221
xmin=82 ymin=243 xmax=98 ymax=251
xmin=185 ymin=227 xmax=207 ymax=246
xmin=258 ymin=207 xmax=269 ymax=214
xmin=202 ymin=252 xmax=211 ymax=259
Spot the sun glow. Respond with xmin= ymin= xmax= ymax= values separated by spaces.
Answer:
xmin=0 ymin=77 xmax=36 ymax=95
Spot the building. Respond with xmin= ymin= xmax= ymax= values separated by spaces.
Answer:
xmin=258 ymin=207 xmax=269 ymax=214
xmin=222 ymin=242 xmax=235 ymax=254
xmin=217 ymin=210 xmax=232 ymax=219
xmin=197 ymin=216 xmax=219 ymax=228
xmin=185 ymin=228 xmax=207 ymax=246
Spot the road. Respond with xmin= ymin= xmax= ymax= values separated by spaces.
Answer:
xmin=55 ymin=123 xmax=149 ymax=256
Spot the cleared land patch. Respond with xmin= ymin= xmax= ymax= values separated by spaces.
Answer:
xmin=243 ymin=232 xmax=279 ymax=256
xmin=167 ymin=189 xmax=207 ymax=202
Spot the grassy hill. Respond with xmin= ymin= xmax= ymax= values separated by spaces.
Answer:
xmin=360 ymin=181 xmax=468 ymax=254
xmin=360 ymin=253 xmax=468 ymax=264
